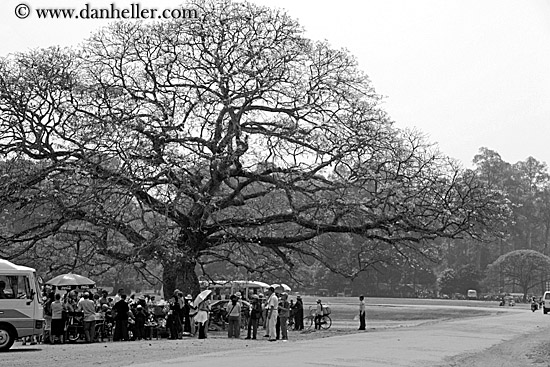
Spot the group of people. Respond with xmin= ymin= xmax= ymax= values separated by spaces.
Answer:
xmin=41 ymin=288 xmax=163 ymax=344
xmin=165 ymin=290 xmax=200 ymax=339
xmin=162 ymin=287 xmax=305 ymax=341
xmin=222 ymin=287 xmax=305 ymax=341
xmin=37 ymin=286 xmax=368 ymax=346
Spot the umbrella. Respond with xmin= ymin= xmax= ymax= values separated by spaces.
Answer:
xmin=270 ymin=283 xmax=292 ymax=293
xmin=193 ymin=289 xmax=212 ymax=307
xmin=46 ymin=273 xmax=96 ymax=290
xmin=280 ymin=283 xmax=292 ymax=292
xmin=251 ymin=281 xmax=270 ymax=288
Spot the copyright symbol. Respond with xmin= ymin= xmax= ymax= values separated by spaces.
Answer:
xmin=15 ymin=3 xmax=30 ymax=19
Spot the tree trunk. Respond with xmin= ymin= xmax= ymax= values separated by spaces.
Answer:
xmin=162 ymin=258 xmax=201 ymax=299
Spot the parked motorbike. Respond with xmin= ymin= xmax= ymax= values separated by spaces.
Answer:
xmin=531 ymin=298 xmax=539 ymax=312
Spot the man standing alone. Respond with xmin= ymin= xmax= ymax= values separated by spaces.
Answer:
xmin=113 ymin=294 xmax=130 ymax=341
xmin=292 ymin=295 xmax=304 ymax=330
xmin=265 ymin=287 xmax=278 ymax=342
xmin=278 ymin=293 xmax=290 ymax=340
xmin=358 ymin=295 xmax=366 ymax=331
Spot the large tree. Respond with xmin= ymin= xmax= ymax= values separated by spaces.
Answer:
xmin=0 ymin=0 xmax=506 ymax=297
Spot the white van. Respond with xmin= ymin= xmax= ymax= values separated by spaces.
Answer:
xmin=0 ymin=259 xmax=44 ymax=351
xmin=542 ymin=291 xmax=550 ymax=314
xmin=467 ymin=289 xmax=478 ymax=300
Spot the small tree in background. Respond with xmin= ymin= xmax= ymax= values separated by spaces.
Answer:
xmin=485 ymin=249 xmax=550 ymax=301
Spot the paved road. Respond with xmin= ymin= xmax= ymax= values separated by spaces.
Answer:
xmin=131 ymin=307 xmax=549 ymax=367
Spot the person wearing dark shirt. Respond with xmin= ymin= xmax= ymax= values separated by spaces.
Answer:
xmin=245 ymin=294 xmax=262 ymax=339
xmin=0 ymin=280 xmax=7 ymax=299
xmin=167 ymin=292 xmax=182 ymax=339
xmin=133 ymin=305 xmax=148 ymax=340
xmin=182 ymin=294 xmax=195 ymax=334
xmin=292 ymin=295 xmax=304 ymax=330
xmin=113 ymin=294 xmax=130 ymax=341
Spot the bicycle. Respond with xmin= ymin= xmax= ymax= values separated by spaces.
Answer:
xmin=304 ymin=306 xmax=332 ymax=330
xmin=65 ymin=311 xmax=84 ymax=342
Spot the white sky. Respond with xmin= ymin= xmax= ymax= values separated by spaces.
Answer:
xmin=1 ymin=0 xmax=549 ymax=168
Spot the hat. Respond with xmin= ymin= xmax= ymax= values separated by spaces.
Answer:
xmin=296 ymin=295 xmax=301 ymax=299
xmin=258 ymin=293 xmax=264 ymax=298
xmin=185 ymin=294 xmax=192 ymax=300
xmin=251 ymin=294 xmax=259 ymax=300
xmin=137 ymin=305 xmax=143 ymax=309
xmin=281 ymin=292 xmax=288 ymax=297
xmin=235 ymin=292 xmax=242 ymax=298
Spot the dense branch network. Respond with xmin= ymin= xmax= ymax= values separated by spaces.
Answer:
xmin=0 ymin=0 xmax=507 ymax=290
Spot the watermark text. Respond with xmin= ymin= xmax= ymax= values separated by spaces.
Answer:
xmin=14 ymin=3 xmax=198 ymax=20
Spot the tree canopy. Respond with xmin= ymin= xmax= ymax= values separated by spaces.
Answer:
xmin=0 ymin=0 xmax=507 ymax=297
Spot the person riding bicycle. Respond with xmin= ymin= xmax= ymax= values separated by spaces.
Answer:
xmin=314 ymin=299 xmax=323 ymax=330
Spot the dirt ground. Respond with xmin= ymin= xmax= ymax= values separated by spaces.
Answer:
xmin=4 ymin=323 xmax=550 ymax=367
xmin=440 ymin=324 xmax=550 ymax=367
xmin=5 ymin=299 xmax=550 ymax=367
xmin=4 ymin=326 xmax=364 ymax=367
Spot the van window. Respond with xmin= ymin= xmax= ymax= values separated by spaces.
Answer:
xmin=545 ymin=292 xmax=550 ymax=300
xmin=0 ymin=275 xmax=31 ymax=299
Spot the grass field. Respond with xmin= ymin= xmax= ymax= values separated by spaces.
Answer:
xmin=296 ymin=296 xmax=519 ymax=327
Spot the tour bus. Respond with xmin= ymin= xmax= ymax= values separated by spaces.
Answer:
xmin=0 ymin=259 xmax=44 ymax=351
xmin=202 ymin=280 xmax=270 ymax=300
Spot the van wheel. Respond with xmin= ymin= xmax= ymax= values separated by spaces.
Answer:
xmin=0 ymin=325 xmax=15 ymax=352
xmin=544 ymin=308 xmax=548 ymax=315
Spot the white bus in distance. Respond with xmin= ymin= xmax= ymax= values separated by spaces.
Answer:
xmin=0 ymin=259 xmax=44 ymax=351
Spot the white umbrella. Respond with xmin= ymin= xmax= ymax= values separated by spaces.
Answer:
xmin=270 ymin=283 xmax=282 ymax=293
xmin=193 ymin=289 xmax=212 ymax=307
xmin=46 ymin=273 xmax=96 ymax=290
xmin=251 ymin=281 xmax=270 ymax=288
xmin=280 ymin=283 xmax=291 ymax=292
xmin=270 ymin=283 xmax=291 ymax=293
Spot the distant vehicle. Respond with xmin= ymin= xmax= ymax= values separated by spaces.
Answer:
xmin=542 ymin=291 xmax=550 ymax=314
xmin=467 ymin=290 xmax=478 ymax=300
xmin=0 ymin=259 xmax=44 ymax=351
xmin=202 ymin=280 xmax=269 ymax=300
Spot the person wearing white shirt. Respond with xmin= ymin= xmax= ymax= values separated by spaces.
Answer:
xmin=265 ymin=287 xmax=278 ymax=342
xmin=77 ymin=292 xmax=97 ymax=343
